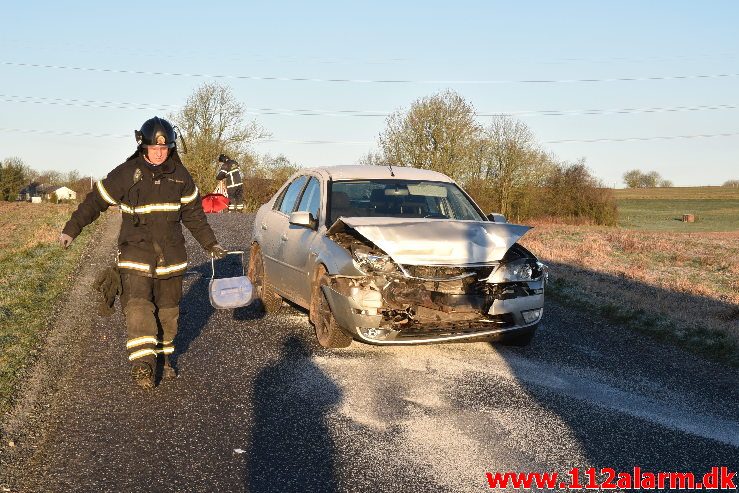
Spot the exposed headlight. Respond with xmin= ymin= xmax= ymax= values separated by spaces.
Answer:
xmin=522 ymin=308 xmax=543 ymax=324
xmin=491 ymin=258 xmax=544 ymax=283
xmin=359 ymin=327 xmax=393 ymax=340
xmin=353 ymin=251 xmax=396 ymax=273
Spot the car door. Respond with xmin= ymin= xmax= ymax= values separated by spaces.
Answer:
xmin=280 ymin=176 xmax=323 ymax=305
xmin=260 ymin=175 xmax=308 ymax=293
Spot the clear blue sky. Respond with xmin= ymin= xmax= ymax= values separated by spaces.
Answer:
xmin=1 ymin=0 xmax=737 ymax=186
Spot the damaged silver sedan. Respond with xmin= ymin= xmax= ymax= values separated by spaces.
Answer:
xmin=248 ymin=165 xmax=546 ymax=348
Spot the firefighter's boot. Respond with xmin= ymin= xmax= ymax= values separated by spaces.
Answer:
xmin=124 ymin=298 xmax=158 ymax=388
xmin=158 ymin=306 xmax=179 ymax=379
xmin=131 ymin=362 xmax=155 ymax=389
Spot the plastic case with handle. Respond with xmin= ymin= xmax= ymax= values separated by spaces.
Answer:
xmin=209 ymin=251 xmax=254 ymax=309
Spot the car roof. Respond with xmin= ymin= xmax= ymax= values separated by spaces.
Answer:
xmin=304 ymin=165 xmax=456 ymax=183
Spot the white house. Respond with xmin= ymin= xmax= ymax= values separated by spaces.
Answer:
xmin=43 ymin=186 xmax=77 ymax=202
xmin=18 ymin=183 xmax=78 ymax=202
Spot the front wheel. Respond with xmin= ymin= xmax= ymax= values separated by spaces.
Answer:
xmin=310 ymin=268 xmax=352 ymax=348
xmin=248 ymin=244 xmax=283 ymax=313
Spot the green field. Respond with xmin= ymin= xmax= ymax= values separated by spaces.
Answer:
xmin=614 ymin=187 xmax=739 ymax=232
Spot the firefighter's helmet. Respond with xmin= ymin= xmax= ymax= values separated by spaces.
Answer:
xmin=135 ymin=117 xmax=177 ymax=149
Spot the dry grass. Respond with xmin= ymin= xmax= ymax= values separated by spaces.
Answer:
xmin=520 ymin=223 xmax=739 ymax=364
xmin=0 ymin=202 xmax=78 ymax=257
xmin=614 ymin=186 xmax=739 ymax=200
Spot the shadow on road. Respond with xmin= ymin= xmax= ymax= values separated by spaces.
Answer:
xmin=245 ymin=336 xmax=341 ymax=493
xmin=174 ymin=262 xmax=214 ymax=362
xmin=175 ymin=253 xmax=266 ymax=364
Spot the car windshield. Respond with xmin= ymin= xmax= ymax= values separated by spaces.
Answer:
xmin=328 ymin=179 xmax=485 ymax=224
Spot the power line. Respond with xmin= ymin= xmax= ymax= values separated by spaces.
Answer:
xmin=1 ymin=127 xmax=738 ymax=146
xmin=0 ymin=127 xmax=373 ymax=145
xmin=5 ymin=38 xmax=735 ymax=66
xmin=262 ymin=138 xmax=373 ymax=145
xmin=501 ymin=104 xmax=739 ymax=117
xmin=545 ymin=132 xmax=739 ymax=144
xmin=0 ymin=128 xmax=129 ymax=139
xmin=0 ymin=94 xmax=173 ymax=112
xmin=1 ymin=94 xmax=737 ymax=119
xmin=3 ymin=61 xmax=739 ymax=85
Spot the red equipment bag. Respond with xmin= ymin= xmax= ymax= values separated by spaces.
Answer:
xmin=201 ymin=193 xmax=230 ymax=213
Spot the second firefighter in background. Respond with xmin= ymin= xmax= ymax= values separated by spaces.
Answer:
xmin=216 ymin=154 xmax=244 ymax=212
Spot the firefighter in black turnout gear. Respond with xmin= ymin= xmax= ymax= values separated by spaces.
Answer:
xmin=216 ymin=154 xmax=244 ymax=212
xmin=59 ymin=117 xmax=227 ymax=389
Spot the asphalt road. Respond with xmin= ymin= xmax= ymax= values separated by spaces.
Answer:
xmin=2 ymin=213 xmax=738 ymax=492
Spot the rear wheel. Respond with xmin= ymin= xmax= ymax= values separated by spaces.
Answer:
xmin=310 ymin=268 xmax=352 ymax=348
xmin=248 ymin=244 xmax=283 ymax=313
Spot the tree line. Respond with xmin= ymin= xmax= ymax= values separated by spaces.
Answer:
xmin=170 ymin=82 xmax=299 ymax=201
xmin=16 ymin=83 xmax=707 ymax=225
xmin=169 ymin=83 xmax=618 ymax=224
xmin=622 ymin=169 xmax=673 ymax=188
xmin=364 ymin=89 xmax=617 ymax=225
xmin=0 ymin=157 xmax=93 ymax=202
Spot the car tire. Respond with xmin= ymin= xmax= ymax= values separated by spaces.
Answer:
xmin=500 ymin=323 xmax=538 ymax=347
xmin=310 ymin=268 xmax=352 ymax=348
xmin=248 ymin=244 xmax=283 ymax=314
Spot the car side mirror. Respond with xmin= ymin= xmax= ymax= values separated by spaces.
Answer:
xmin=487 ymin=213 xmax=507 ymax=223
xmin=289 ymin=211 xmax=317 ymax=229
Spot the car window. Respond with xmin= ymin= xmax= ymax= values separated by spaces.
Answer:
xmin=272 ymin=184 xmax=289 ymax=211
xmin=328 ymin=180 xmax=485 ymax=223
xmin=277 ymin=176 xmax=308 ymax=214
xmin=296 ymin=177 xmax=321 ymax=219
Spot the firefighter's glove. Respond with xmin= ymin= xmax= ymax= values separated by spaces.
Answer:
xmin=59 ymin=233 xmax=74 ymax=249
xmin=93 ymin=267 xmax=122 ymax=317
xmin=208 ymin=244 xmax=228 ymax=259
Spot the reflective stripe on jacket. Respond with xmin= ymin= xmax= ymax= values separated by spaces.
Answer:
xmin=216 ymin=162 xmax=243 ymax=188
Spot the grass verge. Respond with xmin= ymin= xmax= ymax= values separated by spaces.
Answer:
xmin=547 ymin=277 xmax=738 ymax=366
xmin=521 ymin=224 xmax=739 ymax=367
xmin=0 ymin=203 xmax=102 ymax=417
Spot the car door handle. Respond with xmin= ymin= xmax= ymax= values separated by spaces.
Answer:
xmin=261 ymin=223 xmax=268 ymax=230
xmin=281 ymin=234 xmax=288 ymax=241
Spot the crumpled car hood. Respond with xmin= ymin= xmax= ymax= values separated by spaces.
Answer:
xmin=328 ymin=217 xmax=531 ymax=266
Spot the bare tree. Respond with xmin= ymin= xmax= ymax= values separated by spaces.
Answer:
xmin=171 ymin=83 xmax=268 ymax=194
xmin=254 ymin=153 xmax=300 ymax=182
xmin=65 ymin=170 xmax=81 ymax=187
xmin=623 ymin=169 xmax=665 ymax=188
xmin=623 ymin=169 xmax=643 ymax=188
xmin=478 ymin=116 xmax=550 ymax=218
xmin=356 ymin=150 xmax=385 ymax=166
xmin=644 ymin=171 xmax=660 ymax=188
xmin=35 ymin=170 xmax=64 ymax=186
xmin=378 ymin=90 xmax=482 ymax=180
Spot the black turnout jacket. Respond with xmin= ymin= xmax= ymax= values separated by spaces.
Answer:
xmin=215 ymin=161 xmax=243 ymax=190
xmin=63 ymin=152 xmax=217 ymax=279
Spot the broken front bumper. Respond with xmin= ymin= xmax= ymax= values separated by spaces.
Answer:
xmin=321 ymin=279 xmax=544 ymax=345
